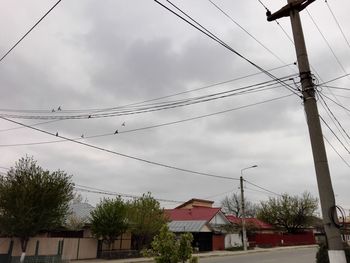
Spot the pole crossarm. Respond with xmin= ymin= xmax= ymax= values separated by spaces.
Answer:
xmin=266 ymin=0 xmax=315 ymax=21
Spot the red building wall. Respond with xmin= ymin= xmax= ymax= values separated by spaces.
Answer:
xmin=248 ymin=232 xmax=315 ymax=247
xmin=212 ymin=235 xmax=225 ymax=251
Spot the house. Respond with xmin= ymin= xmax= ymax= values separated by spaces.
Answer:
xmin=226 ymin=215 xmax=316 ymax=247
xmin=0 ymin=202 xmax=132 ymax=261
xmin=50 ymin=202 xmax=95 ymax=238
xmin=165 ymin=199 xmax=242 ymax=251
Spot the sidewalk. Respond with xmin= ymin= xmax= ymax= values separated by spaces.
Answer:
xmin=71 ymin=245 xmax=318 ymax=263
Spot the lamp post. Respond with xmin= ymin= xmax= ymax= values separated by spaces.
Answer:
xmin=240 ymin=165 xmax=258 ymax=251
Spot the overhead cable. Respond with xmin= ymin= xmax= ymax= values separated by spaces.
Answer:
xmin=208 ymin=0 xmax=293 ymax=70
xmin=0 ymin=94 xmax=294 ymax=148
xmin=0 ymin=116 xmax=237 ymax=181
xmin=325 ymin=0 xmax=350 ymax=50
xmin=0 ymin=0 xmax=62 ymax=62
xmin=75 ymin=184 xmax=183 ymax=204
xmin=0 ymin=77 xmax=298 ymax=119
xmin=154 ymin=0 xmax=301 ymax=97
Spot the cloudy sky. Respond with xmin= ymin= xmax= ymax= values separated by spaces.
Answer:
xmin=0 ymin=0 xmax=349 ymax=212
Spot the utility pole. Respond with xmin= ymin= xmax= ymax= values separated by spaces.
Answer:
xmin=240 ymin=175 xmax=247 ymax=251
xmin=240 ymin=165 xmax=257 ymax=251
xmin=267 ymin=1 xmax=346 ymax=262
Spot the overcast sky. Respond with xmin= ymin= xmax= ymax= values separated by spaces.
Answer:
xmin=0 ymin=0 xmax=349 ymax=213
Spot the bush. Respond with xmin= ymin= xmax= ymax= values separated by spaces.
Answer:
xmin=145 ymin=225 xmax=195 ymax=263
xmin=316 ymin=244 xmax=350 ymax=263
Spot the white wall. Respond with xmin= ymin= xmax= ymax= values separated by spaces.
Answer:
xmin=225 ymin=234 xmax=242 ymax=248
xmin=209 ymin=212 xmax=229 ymax=225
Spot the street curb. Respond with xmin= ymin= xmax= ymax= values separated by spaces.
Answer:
xmin=192 ymin=245 xmax=318 ymax=259
xmin=71 ymin=245 xmax=318 ymax=263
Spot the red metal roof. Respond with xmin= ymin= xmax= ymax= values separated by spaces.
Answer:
xmin=226 ymin=215 xmax=241 ymax=224
xmin=165 ymin=206 xmax=222 ymax=222
xmin=226 ymin=215 xmax=273 ymax=229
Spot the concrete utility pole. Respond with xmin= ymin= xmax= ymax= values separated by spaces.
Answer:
xmin=267 ymin=1 xmax=346 ymax=262
xmin=240 ymin=175 xmax=247 ymax=251
xmin=240 ymin=165 xmax=257 ymax=251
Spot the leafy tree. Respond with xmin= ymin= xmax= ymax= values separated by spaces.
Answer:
xmin=65 ymin=213 xmax=85 ymax=231
xmin=178 ymin=233 xmax=193 ymax=263
xmin=0 ymin=156 xmax=74 ymax=262
xmin=90 ymin=197 xmax=129 ymax=251
xmin=257 ymin=192 xmax=318 ymax=233
xmin=147 ymin=225 xmax=179 ymax=263
xmin=221 ymin=193 xmax=258 ymax=218
xmin=128 ymin=193 xmax=168 ymax=250
xmin=144 ymin=225 xmax=194 ymax=263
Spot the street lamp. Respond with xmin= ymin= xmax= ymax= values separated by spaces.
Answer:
xmin=240 ymin=165 xmax=258 ymax=251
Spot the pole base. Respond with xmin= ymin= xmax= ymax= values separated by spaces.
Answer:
xmin=328 ymin=250 xmax=347 ymax=263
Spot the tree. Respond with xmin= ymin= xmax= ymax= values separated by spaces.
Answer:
xmin=144 ymin=225 xmax=194 ymax=263
xmin=221 ymin=193 xmax=258 ymax=218
xmin=128 ymin=193 xmax=168 ymax=250
xmin=178 ymin=233 xmax=193 ymax=263
xmin=0 ymin=156 xmax=74 ymax=262
xmin=146 ymin=225 xmax=179 ymax=263
xmin=257 ymin=192 xmax=318 ymax=233
xmin=90 ymin=197 xmax=129 ymax=251
xmin=65 ymin=213 xmax=85 ymax=231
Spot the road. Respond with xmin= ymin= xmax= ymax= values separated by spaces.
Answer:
xmin=199 ymin=247 xmax=317 ymax=263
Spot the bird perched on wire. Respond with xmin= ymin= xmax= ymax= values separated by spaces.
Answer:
xmin=114 ymin=130 xmax=119 ymax=134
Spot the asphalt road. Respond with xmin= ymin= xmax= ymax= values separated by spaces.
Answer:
xmin=199 ymin=247 xmax=317 ymax=263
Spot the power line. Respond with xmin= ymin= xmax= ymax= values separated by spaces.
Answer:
xmin=322 ymin=85 xmax=350 ymax=92
xmin=318 ymin=74 xmax=350 ymax=86
xmin=75 ymin=184 xmax=183 ymax=204
xmin=0 ymin=94 xmax=294 ymax=147
xmin=318 ymin=92 xmax=350 ymax=146
xmin=306 ymin=9 xmax=349 ymax=79
xmin=245 ymin=186 xmax=276 ymax=196
xmin=320 ymin=92 xmax=350 ymax=113
xmin=208 ymin=0 xmax=294 ymax=70
xmin=0 ymin=0 xmax=62 ymax=62
xmin=256 ymin=0 xmax=269 ymax=12
xmin=0 ymin=64 xmax=295 ymax=115
xmin=0 ymin=120 xmax=59 ymax=133
xmin=244 ymin=179 xmax=281 ymax=196
xmin=321 ymin=92 xmax=350 ymax=100
xmin=325 ymin=0 xmax=350 ymax=50
xmin=256 ymin=0 xmax=295 ymax=45
xmin=319 ymin=114 xmax=350 ymax=154
xmin=0 ymin=116 xmax=238 ymax=181
xmin=0 ymin=77 xmax=297 ymax=120
xmin=323 ymin=135 xmax=350 ymax=168
xmin=154 ymin=0 xmax=301 ymax=98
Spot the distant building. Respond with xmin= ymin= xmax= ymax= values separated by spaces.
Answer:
xmin=165 ymin=198 xmax=242 ymax=251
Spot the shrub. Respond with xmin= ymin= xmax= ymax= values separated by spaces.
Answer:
xmin=145 ymin=225 xmax=195 ymax=263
